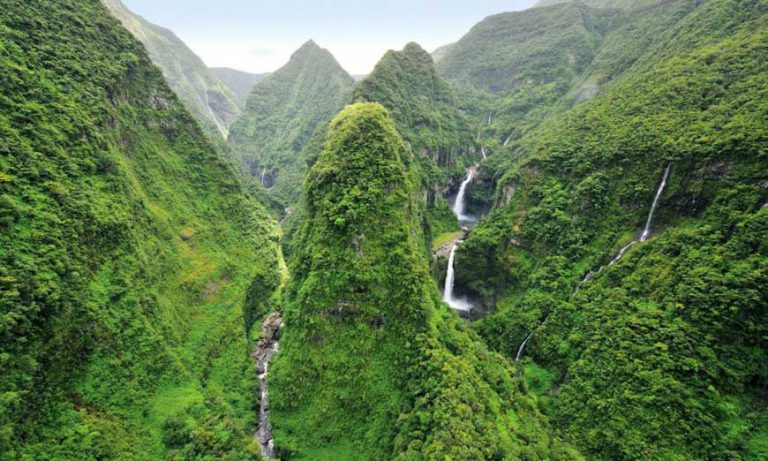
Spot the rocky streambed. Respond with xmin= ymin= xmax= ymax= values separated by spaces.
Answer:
xmin=253 ymin=312 xmax=283 ymax=460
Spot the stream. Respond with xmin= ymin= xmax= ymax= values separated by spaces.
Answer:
xmin=253 ymin=312 xmax=283 ymax=460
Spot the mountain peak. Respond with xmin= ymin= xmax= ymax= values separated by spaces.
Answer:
xmin=292 ymin=39 xmax=323 ymax=58
xmin=403 ymin=41 xmax=429 ymax=56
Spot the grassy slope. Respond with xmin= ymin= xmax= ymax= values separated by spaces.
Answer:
xmin=0 ymin=1 xmax=280 ymax=459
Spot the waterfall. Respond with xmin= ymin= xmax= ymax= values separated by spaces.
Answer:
xmin=443 ymin=243 xmax=472 ymax=312
xmin=253 ymin=313 xmax=283 ymax=460
xmin=480 ymin=147 xmax=487 ymax=160
xmin=453 ymin=167 xmax=476 ymax=222
xmin=577 ymin=164 xmax=672 ymax=287
xmin=260 ymin=167 xmax=267 ymax=187
xmin=503 ymin=134 xmax=512 ymax=146
xmin=640 ymin=164 xmax=671 ymax=241
xmin=515 ymin=333 xmax=532 ymax=361
xmin=202 ymin=91 xmax=227 ymax=137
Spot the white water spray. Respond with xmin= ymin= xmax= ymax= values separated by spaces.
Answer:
xmin=260 ymin=167 xmax=267 ymax=187
xmin=443 ymin=243 xmax=472 ymax=312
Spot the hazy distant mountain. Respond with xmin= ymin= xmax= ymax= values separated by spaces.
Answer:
xmin=102 ymin=0 xmax=241 ymax=138
xmin=210 ymin=67 xmax=269 ymax=107
xmin=431 ymin=42 xmax=454 ymax=62
xmin=535 ymin=0 xmax=663 ymax=9
xmin=228 ymin=40 xmax=354 ymax=206
xmin=437 ymin=3 xmax=612 ymax=146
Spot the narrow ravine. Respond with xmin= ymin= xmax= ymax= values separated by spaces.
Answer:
xmin=253 ymin=312 xmax=283 ymax=460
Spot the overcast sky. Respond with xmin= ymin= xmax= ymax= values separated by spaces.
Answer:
xmin=122 ymin=0 xmax=539 ymax=75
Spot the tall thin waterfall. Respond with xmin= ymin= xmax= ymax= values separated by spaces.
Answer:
xmin=578 ymin=164 xmax=673 ymax=285
xmin=640 ymin=164 xmax=671 ymax=241
xmin=443 ymin=243 xmax=472 ymax=312
xmin=260 ymin=167 xmax=267 ymax=187
xmin=202 ymin=91 xmax=227 ymax=137
xmin=453 ymin=167 xmax=476 ymax=222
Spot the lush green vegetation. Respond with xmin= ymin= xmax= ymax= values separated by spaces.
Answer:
xmin=0 ymin=1 xmax=280 ymax=458
xmin=353 ymin=42 xmax=474 ymax=244
xmin=3 ymin=0 xmax=768 ymax=459
xmin=455 ymin=0 xmax=768 ymax=458
xmin=269 ymin=103 xmax=578 ymax=460
xmin=535 ymin=0 xmax=664 ymax=10
xmin=436 ymin=3 xmax=614 ymax=152
xmin=228 ymin=40 xmax=354 ymax=208
xmin=103 ymin=0 xmax=242 ymax=139
xmin=354 ymin=43 xmax=475 ymax=172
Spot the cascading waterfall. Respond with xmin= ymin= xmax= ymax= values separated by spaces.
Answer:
xmin=260 ymin=167 xmax=267 ymax=187
xmin=515 ymin=333 xmax=532 ymax=361
xmin=443 ymin=243 xmax=472 ymax=312
xmin=640 ymin=164 xmax=671 ymax=242
xmin=453 ymin=166 xmax=477 ymax=224
xmin=481 ymin=147 xmax=488 ymax=160
xmin=578 ymin=164 xmax=672 ymax=285
xmin=442 ymin=166 xmax=479 ymax=313
xmin=503 ymin=134 xmax=512 ymax=146
xmin=609 ymin=241 xmax=637 ymax=266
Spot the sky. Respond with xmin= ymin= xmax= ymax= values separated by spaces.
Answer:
xmin=122 ymin=0 xmax=539 ymax=75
